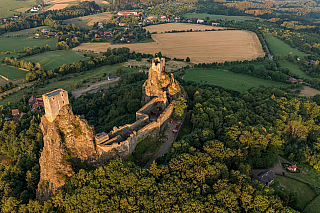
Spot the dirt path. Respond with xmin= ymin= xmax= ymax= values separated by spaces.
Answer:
xmin=72 ymin=77 xmax=119 ymax=97
xmin=144 ymin=122 xmax=177 ymax=169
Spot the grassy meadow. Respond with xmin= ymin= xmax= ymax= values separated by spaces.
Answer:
xmin=1 ymin=26 xmax=54 ymax=37
xmin=183 ymin=68 xmax=290 ymax=92
xmin=0 ymin=38 xmax=58 ymax=52
xmin=303 ymin=194 xmax=320 ymax=213
xmin=279 ymin=61 xmax=312 ymax=80
xmin=34 ymin=64 xmax=137 ymax=95
xmin=264 ymin=33 xmax=308 ymax=58
xmin=22 ymin=50 xmax=86 ymax=70
xmin=0 ymin=78 xmax=9 ymax=87
xmin=0 ymin=64 xmax=27 ymax=80
xmin=0 ymin=0 xmax=37 ymax=18
xmin=272 ymin=175 xmax=316 ymax=210
xmin=184 ymin=13 xmax=261 ymax=22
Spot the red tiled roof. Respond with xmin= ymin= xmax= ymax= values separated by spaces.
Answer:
xmin=12 ymin=109 xmax=19 ymax=115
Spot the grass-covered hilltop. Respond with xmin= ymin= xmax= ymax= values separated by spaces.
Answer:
xmin=1 ymin=0 xmax=320 ymax=212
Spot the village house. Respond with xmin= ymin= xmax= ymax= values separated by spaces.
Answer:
xmin=288 ymin=164 xmax=298 ymax=172
xmin=108 ymin=76 xmax=116 ymax=81
xmin=289 ymin=77 xmax=298 ymax=83
xmin=212 ymin=22 xmax=220 ymax=26
xmin=197 ymin=19 xmax=204 ymax=24
xmin=28 ymin=95 xmax=44 ymax=110
xmin=12 ymin=109 xmax=19 ymax=117
xmin=252 ymin=170 xmax=275 ymax=186
xmin=117 ymin=12 xmax=139 ymax=17
xmin=97 ymin=22 xmax=103 ymax=28
xmin=41 ymin=29 xmax=48 ymax=34
xmin=119 ymin=23 xmax=126 ymax=27
xmin=11 ymin=16 xmax=19 ymax=21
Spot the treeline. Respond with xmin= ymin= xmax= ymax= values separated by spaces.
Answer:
xmin=2 ymin=57 xmax=43 ymax=72
xmin=26 ymin=47 xmax=153 ymax=82
xmin=0 ymin=2 xmax=102 ymax=34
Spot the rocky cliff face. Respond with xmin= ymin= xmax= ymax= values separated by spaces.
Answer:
xmin=142 ymin=69 xmax=181 ymax=105
xmin=37 ymin=104 xmax=98 ymax=202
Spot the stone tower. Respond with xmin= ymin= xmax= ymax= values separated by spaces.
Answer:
xmin=150 ymin=57 xmax=165 ymax=81
xmin=42 ymin=89 xmax=69 ymax=122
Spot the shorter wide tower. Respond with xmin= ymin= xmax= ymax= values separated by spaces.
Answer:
xmin=42 ymin=89 xmax=69 ymax=122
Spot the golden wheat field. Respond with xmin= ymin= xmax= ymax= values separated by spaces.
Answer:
xmin=74 ymin=30 xmax=264 ymax=63
xmin=144 ymin=23 xmax=224 ymax=33
xmin=47 ymin=4 xmax=69 ymax=10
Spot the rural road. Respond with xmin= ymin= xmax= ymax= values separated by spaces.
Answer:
xmin=72 ymin=77 xmax=120 ymax=97
xmin=144 ymin=122 xmax=177 ymax=169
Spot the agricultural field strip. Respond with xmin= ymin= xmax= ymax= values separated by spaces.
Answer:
xmin=74 ymin=30 xmax=264 ymax=63
xmin=144 ymin=23 xmax=224 ymax=33
xmin=184 ymin=68 xmax=289 ymax=92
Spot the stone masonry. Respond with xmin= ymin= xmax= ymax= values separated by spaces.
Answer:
xmin=37 ymin=58 xmax=182 ymax=201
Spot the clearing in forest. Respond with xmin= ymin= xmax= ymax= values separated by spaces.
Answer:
xmin=74 ymin=30 xmax=264 ymax=63
xmin=264 ymin=33 xmax=308 ymax=58
xmin=183 ymin=68 xmax=290 ymax=92
xmin=272 ymin=175 xmax=316 ymax=210
xmin=144 ymin=23 xmax=224 ymax=33
xmin=300 ymin=86 xmax=320 ymax=97
xmin=63 ymin=12 xmax=112 ymax=29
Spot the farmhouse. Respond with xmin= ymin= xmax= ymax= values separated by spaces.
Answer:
xmin=117 ymin=12 xmax=139 ymax=17
xmin=197 ymin=19 xmax=204 ymax=24
xmin=252 ymin=170 xmax=275 ymax=186
xmin=212 ymin=22 xmax=220 ymax=26
xmin=12 ymin=109 xmax=19 ymax=117
xmin=289 ymin=77 xmax=298 ymax=83
xmin=288 ymin=164 xmax=298 ymax=172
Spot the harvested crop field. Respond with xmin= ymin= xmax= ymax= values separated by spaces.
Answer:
xmin=63 ymin=12 xmax=111 ymax=28
xmin=74 ymin=30 xmax=264 ymax=63
xmin=144 ymin=23 xmax=224 ymax=33
xmin=47 ymin=4 xmax=69 ymax=10
xmin=300 ymin=86 xmax=320 ymax=97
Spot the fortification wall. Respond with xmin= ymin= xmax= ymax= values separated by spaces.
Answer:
xmin=159 ymin=100 xmax=175 ymax=132
xmin=136 ymin=97 xmax=158 ymax=120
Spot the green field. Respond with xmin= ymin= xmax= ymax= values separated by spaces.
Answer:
xmin=272 ymin=175 xmax=316 ymax=210
xmin=280 ymin=61 xmax=312 ymax=80
xmin=264 ymin=33 xmax=308 ymax=58
xmin=0 ymin=78 xmax=8 ymax=87
xmin=184 ymin=68 xmax=290 ymax=92
xmin=184 ymin=13 xmax=262 ymax=22
xmin=0 ymin=64 xmax=27 ymax=80
xmin=22 ymin=50 xmax=87 ymax=70
xmin=284 ymin=164 xmax=320 ymax=188
xmin=303 ymin=194 xmax=320 ymax=213
xmin=0 ymin=38 xmax=58 ymax=52
xmin=0 ymin=0 xmax=36 ymax=18
xmin=34 ymin=65 xmax=138 ymax=95
xmin=1 ymin=26 xmax=54 ymax=37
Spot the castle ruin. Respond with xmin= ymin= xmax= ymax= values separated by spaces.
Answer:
xmin=42 ymin=89 xmax=69 ymax=122
xmin=37 ymin=58 xmax=182 ymax=201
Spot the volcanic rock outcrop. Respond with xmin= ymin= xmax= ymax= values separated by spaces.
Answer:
xmin=36 ymin=89 xmax=98 ymax=202
xmin=37 ymin=58 xmax=182 ymax=202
